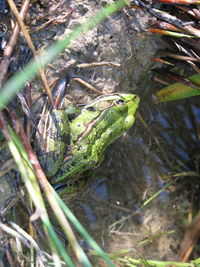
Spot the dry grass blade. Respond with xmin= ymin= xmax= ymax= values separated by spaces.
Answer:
xmin=154 ymin=76 xmax=170 ymax=85
xmin=0 ymin=0 xmax=30 ymax=90
xmin=153 ymin=68 xmax=200 ymax=90
xmin=0 ymin=109 xmax=90 ymax=265
xmin=9 ymin=109 xmax=93 ymax=265
xmin=165 ymin=53 xmax=200 ymax=62
xmin=77 ymin=61 xmax=121 ymax=68
xmin=152 ymin=57 xmax=174 ymax=66
xmin=0 ymin=223 xmax=48 ymax=267
xmin=73 ymin=77 xmax=105 ymax=95
xmin=34 ymin=8 xmax=74 ymax=32
xmin=151 ymin=21 xmax=181 ymax=32
xmin=148 ymin=0 xmax=200 ymax=96
xmin=177 ymin=212 xmax=200 ymax=262
xmin=6 ymin=0 xmax=53 ymax=104
xmin=176 ymin=5 xmax=200 ymax=19
xmin=148 ymin=28 xmax=195 ymax=38
xmin=159 ymin=0 xmax=200 ymax=4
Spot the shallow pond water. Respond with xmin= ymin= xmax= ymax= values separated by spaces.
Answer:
xmin=67 ymin=93 xmax=200 ymax=261
xmin=1 ymin=84 xmax=199 ymax=264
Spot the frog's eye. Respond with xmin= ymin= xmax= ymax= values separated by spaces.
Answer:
xmin=85 ymin=106 xmax=96 ymax=112
xmin=116 ymin=99 xmax=125 ymax=105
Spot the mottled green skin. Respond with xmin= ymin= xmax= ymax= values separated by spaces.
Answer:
xmin=36 ymin=94 xmax=139 ymax=184
xmin=51 ymin=94 xmax=140 ymax=183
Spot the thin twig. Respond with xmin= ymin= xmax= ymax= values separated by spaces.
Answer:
xmin=34 ymin=9 xmax=74 ymax=32
xmin=6 ymin=0 xmax=53 ymax=105
xmin=166 ymin=53 xmax=200 ymax=62
xmin=73 ymin=77 xmax=105 ymax=95
xmin=77 ymin=61 xmax=121 ymax=68
xmin=0 ymin=0 xmax=31 ymax=89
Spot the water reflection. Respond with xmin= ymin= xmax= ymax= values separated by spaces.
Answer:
xmin=161 ymin=132 xmax=173 ymax=145
xmin=92 ymin=177 xmax=108 ymax=201
xmin=156 ymin=113 xmax=170 ymax=128
xmin=81 ymin=204 xmax=97 ymax=225
xmin=175 ymin=146 xmax=190 ymax=161
xmin=141 ymin=165 xmax=152 ymax=184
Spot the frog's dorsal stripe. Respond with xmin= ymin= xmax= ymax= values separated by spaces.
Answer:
xmin=76 ymin=108 xmax=109 ymax=143
xmin=75 ymin=95 xmax=134 ymax=144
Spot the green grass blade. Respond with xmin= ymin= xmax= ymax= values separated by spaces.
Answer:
xmin=8 ymin=127 xmax=94 ymax=266
xmin=119 ymin=256 xmax=194 ymax=266
xmin=7 ymin=128 xmax=75 ymax=266
xmin=53 ymin=190 xmax=116 ymax=267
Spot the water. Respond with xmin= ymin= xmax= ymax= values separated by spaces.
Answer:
xmin=69 ymin=95 xmax=200 ymax=260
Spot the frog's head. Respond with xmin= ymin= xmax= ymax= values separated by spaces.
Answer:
xmin=70 ymin=93 xmax=140 ymax=148
xmin=79 ymin=93 xmax=140 ymax=144
xmin=88 ymin=93 xmax=140 ymax=128
xmin=87 ymin=93 xmax=139 ymax=109
xmin=114 ymin=93 xmax=140 ymax=130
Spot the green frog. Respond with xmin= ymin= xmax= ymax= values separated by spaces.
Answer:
xmin=35 ymin=78 xmax=140 ymax=186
